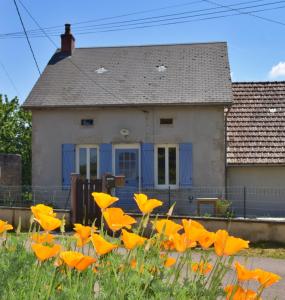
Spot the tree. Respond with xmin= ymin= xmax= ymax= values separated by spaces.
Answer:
xmin=0 ymin=95 xmax=32 ymax=185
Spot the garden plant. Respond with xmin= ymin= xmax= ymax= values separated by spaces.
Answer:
xmin=0 ymin=193 xmax=281 ymax=299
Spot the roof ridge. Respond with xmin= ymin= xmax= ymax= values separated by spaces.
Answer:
xmin=233 ymin=81 xmax=285 ymax=85
xmin=73 ymin=41 xmax=227 ymax=50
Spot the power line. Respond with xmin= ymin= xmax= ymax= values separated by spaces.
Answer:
xmin=65 ymin=0 xmax=285 ymax=31
xmin=3 ymin=0 xmax=206 ymax=36
xmin=12 ymin=0 xmax=41 ymax=75
xmin=2 ymin=0 xmax=285 ymax=39
xmin=17 ymin=0 xmax=125 ymax=102
xmin=0 ymin=60 xmax=20 ymax=95
xmin=70 ymin=0 xmax=285 ymax=33
xmin=74 ymin=4 xmax=285 ymax=35
xmin=202 ymin=0 xmax=285 ymax=27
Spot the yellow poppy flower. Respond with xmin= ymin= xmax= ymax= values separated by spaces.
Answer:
xmin=134 ymin=193 xmax=163 ymax=214
xmin=225 ymin=285 xmax=261 ymax=300
xmin=197 ymin=230 xmax=216 ymax=249
xmin=171 ymin=233 xmax=188 ymax=253
xmin=153 ymin=219 xmax=183 ymax=238
xmin=74 ymin=256 xmax=97 ymax=271
xmin=35 ymin=212 xmax=62 ymax=232
xmin=121 ymin=229 xmax=146 ymax=250
xmin=92 ymin=192 xmax=119 ymax=210
xmin=31 ymin=232 xmax=54 ymax=244
xmin=60 ymin=251 xmax=96 ymax=271
xmin=235 ymin=262 xmax=258 ymax=281
xmin=73 ymin=224 xmax=97 ymax=247
xmin=31 ymin=204 xmax=56 ymax=219
xmin=254 ymin=269 xmax=281 ymax=288
xmin=91 ymin=234 xmax=118 ymax=255
xmin=192 ymin=262 xmax=213 ymax=275
xmin=182 ymin=219 xmax=205 ymax=242
xmin=214 ymin=230 xmax=249 ymax=256
xmin=103 ymin=207 xmax=136 ymax=232
xmin=0 ymin=220 xmax=13 ymax=234
xmin=31 ymin=243 xmax=61 ymax=262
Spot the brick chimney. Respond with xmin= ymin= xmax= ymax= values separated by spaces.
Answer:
xmin=61 ymin=24 xmax=75 ymax=54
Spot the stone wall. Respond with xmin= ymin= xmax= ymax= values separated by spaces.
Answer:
xmin=133 ymin=214 xmax=285 ymax=243
xmin=0 ymin=207 xmax=70 ymax=230
xmin=0 ymin=154 xmax=22 ymax=186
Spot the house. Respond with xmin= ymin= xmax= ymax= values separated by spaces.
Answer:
xmin=23 ymin=24 xmax=232 ymax=212
xmin=226 ymin=82 xmax=285 ymax=216
xmin=23 ymin=25 xmax=285 ymax=216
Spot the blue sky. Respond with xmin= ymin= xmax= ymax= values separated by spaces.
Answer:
xmin=1 ymin=0 xmax=285 ymax=103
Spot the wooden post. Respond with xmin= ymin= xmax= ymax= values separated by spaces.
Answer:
xmin=70 ymin=173 xmax=80 ymax=224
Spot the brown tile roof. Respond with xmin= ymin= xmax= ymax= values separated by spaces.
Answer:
xmin=227 ymin=81 xmax=285 ymax=165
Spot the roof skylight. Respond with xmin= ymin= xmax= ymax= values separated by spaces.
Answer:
xmin=157 ymin=65 xmax=167 ymax=72
xmin=95 ymin=67 xmax=108 ymax=74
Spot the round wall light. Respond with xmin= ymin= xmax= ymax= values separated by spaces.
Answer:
xmin=120 ymin=128 xmax=130 ymax=137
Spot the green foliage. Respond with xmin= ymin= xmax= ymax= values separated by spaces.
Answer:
xmin=0 ymin=95 xmax=32 ymax=185
xmin=216 ymin=199 xmax=232 ymax=217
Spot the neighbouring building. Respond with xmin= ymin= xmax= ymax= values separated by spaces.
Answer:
xmin=0 ymin=154 xmax=22 ymax=186
xmin=227 ymin=81 xmax=285 ymax=216
xmin=23 ymin=25 xmax=285 ymax=216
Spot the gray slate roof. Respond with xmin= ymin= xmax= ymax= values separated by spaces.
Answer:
xmin=227 ymin=82 xmax=285 ymax=165
xmin=23 ymin=42 xmax=232 ymax=108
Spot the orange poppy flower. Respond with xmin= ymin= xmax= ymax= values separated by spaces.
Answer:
xmin=134 ymin=193 xmax=163 ymax=214
xmin=74 ymin=256 xmax=97 ymax=271
xmin=31 ymin=232 xmax=54 ymax=244
xmin=130 ymin=259 xmax=137 ymax=269
xmin=92 ymin=192 xmax=119 ymax=210
xmin=31 ymin=243 xmax=61 ymax=261
xmin=121 ymin=229 xmax=146 ymax=250
xmin=197 ymin=230 xmax=216 ymax=249
xmin=182 ymin=219 xmax=205 ymax=242
xmin=192 ymin=262 xmax=213 ymax=275
xmin=163 ymin=256 xmax=176 ymax=267
xmin=60 ymin=251 xmax=96 ymax=271
xmin=254 ymin=269 xmax=281 ymax=288
xmin=103 ymin=207 xmax=136 ymax=232
xmin=31 ymin=204 xmax=56 ymax=219
xmin=153 ymin=219 xmax=183 ymax=238
xmin=235 ymin=262 xmax=258 ymax=281
xmin=161 ymin=239 xmax=175 ymax=251
xmin=171 ymin=233 xmax=188 ymax=252
xmin=35 ymin=212 xmax=62 ymax=232
xmin=91 ymin=233 xmax=118 ymax=255
xmin=225 ymin=285 xmax=261 ymax=300
xmin=214 ymin=230 xmax=249 ymax=256
xmin=0 ymin=220 xmax=13 ymax=234
xmin=73 ymin=224 xmax=97 ymax=247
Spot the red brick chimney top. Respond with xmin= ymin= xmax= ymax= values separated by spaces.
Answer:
xmin=61 ymin=24 xmax=75 ymax=54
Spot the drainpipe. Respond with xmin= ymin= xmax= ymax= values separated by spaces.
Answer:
xmin=224 ymin=105 xmax=231 ymax=199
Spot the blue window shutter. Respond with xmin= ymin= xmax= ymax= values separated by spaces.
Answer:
xmin=100 ymin=143 xmax=112 ymax=177
xmin=62 ymin=144 xmax=75 ymax=188
xmin=141 ymin=143 xmax=154 ymax=188
xmin=179 ymin=143 xmax=193 ymax=188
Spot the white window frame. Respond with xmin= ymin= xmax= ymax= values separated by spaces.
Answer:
xmin=154 ymin=144 xmax=179 ymax=189
xmin=112 ymin=144 xmax=141 ymax=191
xmin=76 ymin=145 xmax=99 ymax=180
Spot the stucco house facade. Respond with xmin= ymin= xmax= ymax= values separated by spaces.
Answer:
xmin=23 ymin=25 xmax=285 ymax=216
